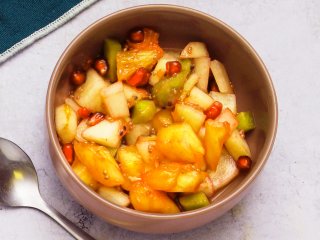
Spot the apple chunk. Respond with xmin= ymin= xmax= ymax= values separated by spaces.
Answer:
xmin=194 ymin=57 xmax=210 ymax=92
xmin=210 ymin=60 xmax=233 ymax=94
xmin=209 ymin=91 xmax=237 ymax=114
xmin=74 ymin=68 xmax=109 ymax=113
xmin=180 ymin=42 xmax=209 ymax=58
xmin=82 ymin=119 xmax=125 ymax=148
xmin=185 ymin=86 xmax=214 ymax=110
xmin=55 ymin=104 xmax=77 ymax=144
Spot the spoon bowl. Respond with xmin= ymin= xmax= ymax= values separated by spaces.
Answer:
xmin=0 ymin=137 xmax=94 ymax=240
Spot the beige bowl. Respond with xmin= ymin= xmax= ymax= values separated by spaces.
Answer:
xmin=46 ymin=5 xmax=277 ymax=234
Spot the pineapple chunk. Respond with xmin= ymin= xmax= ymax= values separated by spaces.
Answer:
xmin=98 ymin=186 xmax=130 ymax=207
xmin=194 ymin=57 xmax=210 ymax=92
xmin=74 ymin=141 xmax=124 ymax=187
xmin=210 ymin=60 xmax=234 ymax=94
xmin=82 ymin=119 xmax=124 ymax=148
xmin=129 ymin=181 xmax=180 ymax=213
xmin=74 ymin=69 xmax=109 ymax=113
xmin=125 ymin=123 xmax=151 ymax=145
xmin=118 ymin=145 xmax=145 ymax=179
xmin=209 ymin=91 xmax=237 ymax=114
xmin=55 ymin=104 xmax=77 ymax=144
xmin=185 ymin=87 xmax=214 ymax=110
xmin=180 ymin=42 xmax=209 ymax=58
xmin=156 ymin=123 xmax=205 ymax=164
xmin=117 ymin=50 xmax=160 ymax=81
xmin=101 ymin=82 xmax=129 ymax=118
xmin=71 ymin=159 xmax=99 ymax=190
xmin=135 ymin=136 xmax=159 ymax=171
xmin=149 ymin=52 xmax=178 ymax=85
xmin=172 ymin=103 xmax=206 ymax=133
xmin=225 ymin=129 xmax=252 ymax=160
xmin=204 ymin=120 xmax=230 ymax=170
xmin=123 ymin=84 xmax=149 ymax=108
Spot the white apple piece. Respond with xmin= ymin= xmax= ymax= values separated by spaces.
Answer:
xmin=179 ymin=73 xmax=199 ymax=101
xmin=74 ymin=68 xmax=110 ymax=113
xmin=125 ymin=123 xmax=151 ymax=145
xmin=101 ymin=82 xmax=130 ymax=118
xmin=82 ymin=119 xmax=125 ymax=148
xmin=210 ymin=60 xmax=234 ymax=94
xmin=194 ymin=57 xmax=210 ymax=92
xmin=185 ymin=86 xmax=214 ymax=110
xmin=209 ymin=91 xmax=237 ymax=114
xmin=75 ymin=119 xmax=89 ymax=142
xmin=123 ymin=84 xmax=149 ymax=108
xmin=180 ymin=42 xmax=209 ymax=58
xmin=55 ymin=104 xmax=77 ymax=144
xmin=98 ymin=186 xmax=130 ymax=207
xmin=64 ymin=97 xmax=80 ymax=113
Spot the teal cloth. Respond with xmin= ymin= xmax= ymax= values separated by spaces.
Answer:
xmin=0 ymin=0 xmax=96 ymax=62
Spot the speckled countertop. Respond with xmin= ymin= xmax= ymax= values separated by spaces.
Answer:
xmin=0 ymin=0 xmax=319 ymax=239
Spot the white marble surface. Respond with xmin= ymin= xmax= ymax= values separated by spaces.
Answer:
xmin=0 ymin=0 xmax=319 ymax=239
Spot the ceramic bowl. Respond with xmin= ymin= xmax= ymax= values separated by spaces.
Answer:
xmin=46 ymin=5 xmax=277 ymax=233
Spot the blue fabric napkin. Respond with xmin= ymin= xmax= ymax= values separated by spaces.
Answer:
xmin=0 ymin=0 xmax=98 ymax=63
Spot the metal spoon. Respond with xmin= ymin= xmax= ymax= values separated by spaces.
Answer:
xmin=0 ymin=137 xmax=95 ymax=240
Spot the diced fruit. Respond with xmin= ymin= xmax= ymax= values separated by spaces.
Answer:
xmin=62 ymin=143 xmax=74 ymax=164
xmin=204 ymin=120 xmax=230 ymax=170
xmin=118 ymin=145 xmax=145 ymax=179
xmin=179 ymin=192 xmax=210 ymax=211
xmin=129 ymin=29 xmax=144 ymax=43
xmin=215 ymin=108 xmax=238 ymax=132
xmin=172 ymin=103 xmax=206 ymax=133
xmin=210 ymin=60 xmax=233 ymax=94
xmin=77 ymin=107 xmax=90 ymax=119
xmin=156 ymin=123 xmax=205 ymax=164
xmin=125 ymin=123 xmax=151 ymax=145
xmin=123 ymin=84 xmax=150 ymax=108
xmin=135 ymin=136 xmax=159 ymax=171
xmin=225 ymin=129 xmax=252 ymax=161
xmin=101 ymin=82 xmax=129 ymax=118
xmin=98 ymin=186 xmax=130 ymax=207
xmin=117 ymin=50 xmax=161 ymax=82
xmin=129 ymin=181 xmax=180 ymax=213
xmin=209 ymin=91 xmax=237 ymax=114
xmin=166 ymin=61 xmax=181 ymax=76
xmin=143 ymin=162 xmax=206 ymax=192
xmin=185 ymin=87 xmax=214 ymax=110
xmin=204 ymin=101 xmax=223 ymax=120
xmin=87 ymin=112 xmax=105 ymax=126
xmin=55 ymin=104 xmax=77 ymax=144
xmin=194 ymin=57 xmax=210 ymax=92
xmin=197 ymin=176 xmax=214 ymax=197
xmin=180 ymin=42 xmax=209 ymax=58
xmin=132 ymin=100 xmax=157 ymax=124
xmin=82 ymin=119 xmax=125 ymax=148
xmin=149 ymin=52 xmax=177 ymax=85
xmin=104 ymin=38 xmax=122 ymax=81
xmin=152 ymin=59 xmax=192 ymax=107
xmin=94 ymin=59 xmax=108 ymax=76
xmin=151 ymin=109 xmax=173 ymax=132
xmin=208 ymin=149 xmax=239 ymax=191
xmin=71 ymin=70 xmax=86 ymax=85
xmin=236 ymin=111 xmax=256 ymax=132
xmin=127 ymin=67 xmax=151 ymax=87
xmin=71 ymin=159 xmax=99 ymax=190
xmin=75 ymin=119 xmax=89 ymax=142
xmin=236 ymin=156 xmax=252 ymax=171
xmin=74 ymin=69 xmax=109 ymax=113
xmin=179 ymin=73 xmax=199 ymax=101
xmin=74 ymin=141 xmax=124 ymax=187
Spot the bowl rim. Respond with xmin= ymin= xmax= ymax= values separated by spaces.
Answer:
xmin=46 ymin=4 xmax=278 ymax=220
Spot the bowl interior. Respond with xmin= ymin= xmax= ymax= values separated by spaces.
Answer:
xmin=47 ymin=5 xmax=277 ymax=233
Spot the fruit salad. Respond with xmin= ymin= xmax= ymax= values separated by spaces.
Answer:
xmin=55 ymin=28 xmax=255 ymax=213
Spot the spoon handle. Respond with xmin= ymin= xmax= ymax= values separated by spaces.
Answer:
xmin=33 ymin=198 xmax=95 ymax=240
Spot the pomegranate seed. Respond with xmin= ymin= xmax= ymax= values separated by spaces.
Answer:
xmin=236 ymin=156 xmax=252 ymax=171
xmin=62 ymin=143 xmax=74 ymax=164
xmin=94 ymin=59 xmax=108 ymax=76
xmin=166 ymin=61 xmax=182 ymax=76
xmin=77 ymin=107 xmax=90 ymax=119
xmin=204 ymin=101 xmax=223 ymax=120
xmin=129 ymin=29 xmax=144 ymax=43
xmin=88 ymin=112 xmax=105 ymax=126
xmin=71 ymin=70 xmax=86 ymax=85
xmin=82 ymin=58 xmax=93 ymax=71
xmin=127 ymin=67 xmax=150 ymax=87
